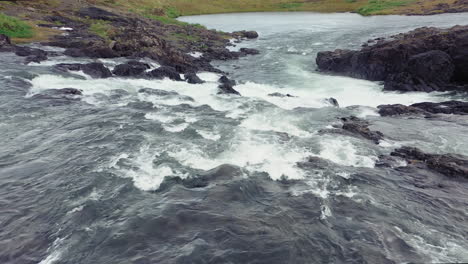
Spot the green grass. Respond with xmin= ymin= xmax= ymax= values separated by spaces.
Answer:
xmin=357 ymin=0 xmax=413 ymax=15
xmin=89 ymin=20 xmax=114 ymax=40
xmin=0 ymin=12 xmax=33 ymax=38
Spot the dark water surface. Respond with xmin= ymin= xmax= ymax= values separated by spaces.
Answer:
xmin=1 ymin=12 xmax=468 ymax=264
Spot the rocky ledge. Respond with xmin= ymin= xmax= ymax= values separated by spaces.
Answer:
xmin=316 ymin=25 xmax=468 ymax=93
xmin=378 ymin=101 xmax=468 ymax=116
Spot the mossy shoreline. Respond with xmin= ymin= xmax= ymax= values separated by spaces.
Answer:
xmin=0 ymin=0 xmax=466 ymax=43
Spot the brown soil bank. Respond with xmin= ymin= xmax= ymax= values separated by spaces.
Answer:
xmin=316 ymin=25 xmax=468 ymax=93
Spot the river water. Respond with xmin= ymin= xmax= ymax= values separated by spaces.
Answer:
xmin=1 ymin=12 xmax=468 ymax=264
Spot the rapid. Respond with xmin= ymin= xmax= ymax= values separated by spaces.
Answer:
xmin=1 ymin=12 xmax=468 ymax=264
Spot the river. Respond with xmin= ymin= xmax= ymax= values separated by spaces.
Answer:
xmin=1 ymin=12 xmax=468 ymax=264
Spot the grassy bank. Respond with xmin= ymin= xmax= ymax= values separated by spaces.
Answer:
xmin=95 ymin=0 xmax=458 ymax=16
xmin=0 ymin=12 xmax=33 ymax=38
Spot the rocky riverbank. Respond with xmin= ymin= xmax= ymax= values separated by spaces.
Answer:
xmin=316 ymin=25 xmax=468 ymax=93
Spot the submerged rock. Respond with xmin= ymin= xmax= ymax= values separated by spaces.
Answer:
xmin=268 ymin=92 xmax=296 ymax=98
xmin=31 ymin=88 xmax=83 ymax=100
xmin=391 ymin=147 xmax=468 ymax=179
xmin=316 ymin=25 xmax=468 ymax=93
xmin=56 ymin=63 xmax=112 ymax=78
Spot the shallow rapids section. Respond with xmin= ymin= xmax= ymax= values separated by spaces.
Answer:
xmin=1 ymin=12 xmax=468 ymax=264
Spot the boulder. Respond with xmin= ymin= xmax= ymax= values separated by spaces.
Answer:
xmin=112 ymin=61 xmax=150 ymax=77
xmin=218 ymin=75 xmax=240 ymax=95
xmin=146 ymin=66 xmax=182 ymax=81
xmin=233 ymin=30 xmax=259 ymax=39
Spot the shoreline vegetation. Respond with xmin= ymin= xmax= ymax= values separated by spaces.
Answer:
xmin=0 ymin=0 xmax=467 ymax=42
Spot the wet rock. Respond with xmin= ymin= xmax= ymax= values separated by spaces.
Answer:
xmin=146 ymin=66 xmax=182 ymax=81
xmin=377 ymin=101 xmax=468 ymax=116
xmin=316 ymin=25 xmax=468 ymax=93
xmin=410 ymin=101 xmax=468 ymax=115
xmin=233 ymin=30 xmax=259 ymax=39
xmin=56 ymin=63 xmax=112 ymax=78
xmin=391 ymin=147 xmax=468 ymax=179
xmin=377 ymin=104 xmax=428 ymax=116
xmin=112 ymin=61 xmax=150 ymax=77
xmin=341 ymin=116 xmax=384 ymax=144
xmin=218 ymin=75 xmax=240 ymax=95
xmin=184 ymin=72 xmax=205 ymax=84
xmin=138 ymin=88 xmax=178 ymax=96
xmin=13 ymin=46 xmax=48 ymax=64
xmin=326 ymin=97 xmax=339 ymax=107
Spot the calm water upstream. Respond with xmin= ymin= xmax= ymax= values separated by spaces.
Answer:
xmin=1 ymin=12 xmax=468 ymax=264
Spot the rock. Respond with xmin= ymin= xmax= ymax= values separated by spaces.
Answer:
xmin=233 ymin=30 xmax=259 ymax=39
xmin=184 ymin=72 xmax=205 ymax=84
xmin=240 ymin=48 xmax=260 ymax=55
xmin=411 ymin=101 xmax=468 ymax=115
xmin=218 ymin=75 xmax=240 ymax=95
xmin=391 ymin=147 xmax=468 ymax=179
xmin=56 ymin=63 xmax=112 ymax=78
xmin=76 ymin=7 xmax=121 ymax=21
xmin=268 ymin=92 xmax=296 ymax=98
xmin=146 ymin=66 xmax=182 ymax=81
xmin=316 ymin=26 xmax=468 ymax=93
xmin=0 ymin=34 xmax=11 ymax=47
xmin=326 ymin=97 xmax=339 ymax=107
xmin=14 ymin=47 xmax=49 ymax=64
xmin=377 ymin=104 xmax=428 ymax=116
xmin=112 ymin=61 xmax=150 ymax=77
xmin=378 ymin=101 xmax=468 ymax=116
xmin=340 ymin=116 xmax=384 ymax=144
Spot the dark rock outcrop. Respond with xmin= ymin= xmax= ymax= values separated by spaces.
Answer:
xmin=390 ymin=147 xmax=468 ymax=179
xmin=146 ymin=66 xmax=182 ymax=81
xmin=112 ymin=61 xmax=151 ymax=77
xmin=378 ymin=101 xmax=468 ymax=116
xmin=340 ymin=116 xmax=384 ymax=144
xmin=56 ymin=63 xmax=112 ymax=78
xmin=233 ymin=30 xmax=259 ymax=39
xmin=326 ymin=97 xmax=339 ymax=107
xmin=218 ymin=75 xmax=240 ymax=95
xmin=316 ymin=25 xmax=468 ymax=92
xmin=184 ymin=72 xmax=205 ymax=84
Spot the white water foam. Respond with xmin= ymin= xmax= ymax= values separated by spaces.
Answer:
xmin=108 ymin=147 xmax=186 ymax=191
xmin=317 ymin=137 xmax=377 ymax=168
